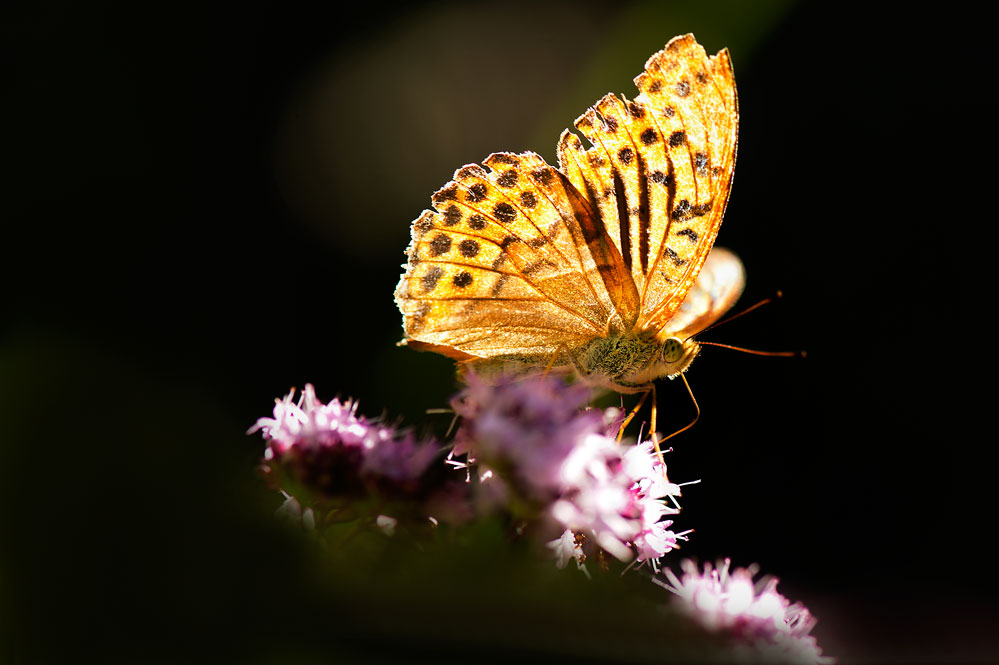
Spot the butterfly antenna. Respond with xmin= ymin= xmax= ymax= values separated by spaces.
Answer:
xmin=688 ymin=289 xmax=805 ymax=357
xmin=686 ymin=290 xmax=784 ymax=341
xmin=696 ymin=341 xmax=804 ymax=358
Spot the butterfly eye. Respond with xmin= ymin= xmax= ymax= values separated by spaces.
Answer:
xmin=661 ymin=337 xmax=684 ymax=363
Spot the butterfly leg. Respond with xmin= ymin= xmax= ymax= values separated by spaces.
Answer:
xmin=616 ymin=390 xmax=650 ymax=443
xmin=646 ymin=385 xmax=672 ymax=483
xmin=543 ymin=343 xmax=571 ymax=377
xmin=648 ymin=383 xmax=666 ymax=466
xmin=657 ymin=373 xmax=700 ymax=450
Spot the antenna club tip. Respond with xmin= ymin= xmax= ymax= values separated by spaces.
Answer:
xmin=798 ymin=350 xmax=807 ymax=358
xmin=775 ymin=289 xmax=784 ymax=299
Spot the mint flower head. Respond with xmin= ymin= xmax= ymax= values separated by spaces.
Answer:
xmin=450 ymin=372 xmax=607 ymax=497
xmin=553 ymin=437 xmax=683 ymax=564
xmin=450 ymin=373 xmax=684 ymax=566
xmin=249 ymin=384 xmax=439 ymax=498
xmin=659 ymin=559 xmax=832 ymax=664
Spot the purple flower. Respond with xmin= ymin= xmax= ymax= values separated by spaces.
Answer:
xmin=546 ymin=529 xmax=587 ymax=574
xmin=450 ymin=373 xmax=606 ymax=498
xmin=249 ymin=384 xmax=438 ymax=497
xmin=658 ymin=559 xmax=832 ymax=664
xmin=451 ymin=374 xmax=685 ymax=565
xmin=622 ymin=443 xmax=684 ymax=565
xmin=553 ymin=438 xmax=683 ymax=563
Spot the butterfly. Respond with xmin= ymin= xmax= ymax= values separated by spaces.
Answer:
xmin=395 ymin=34 xmax=742 ymax=394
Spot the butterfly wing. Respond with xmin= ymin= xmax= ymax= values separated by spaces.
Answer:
xmin=664 ymin=246 xmax=745 ymax=340
xmin=396 ymin=34 xmax=738 ymax=363
xmin=636 ymin=36 xmax=739 ymax=336
xmin=395 ymin=152 xmax=636 ymax=359
xmin=556 ymin=34 xmax=738 ymax=339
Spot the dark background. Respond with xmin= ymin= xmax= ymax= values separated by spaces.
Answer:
xmin=2 ymin=1 xmax=988 ymax=663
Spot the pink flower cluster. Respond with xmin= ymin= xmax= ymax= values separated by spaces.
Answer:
xmin=249 ymin=384 xmax=439 ymax=497
xmin=660 ymin=559 xmax=831 ymax=664
xmin=249 ymin=377 xmax=831 ymax=660
xmin=451 ymin=374 xmax=684 ymax=565
xmin=552 ymin=438 xmax=682 ymax=564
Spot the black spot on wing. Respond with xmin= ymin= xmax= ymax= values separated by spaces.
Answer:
xmin=414 ymin=213 xmax=434 ymax=235
xmin=691 ymin=201 xmax=712 ymax=217
xmin=493 ymin=203 xmax=517 ymax=224
xmin=531 ymin=168 xmax=553 ymax=185
xmin=672 ymin=199 xmax=691 ymax=220
xmin=491 ymin=274 xmax=510 ymax=296
xmin=432 ymin=185 xmax=458 ymax=204
xmin=429 ymin=234 xmax=451 ymax=256
xmin=627 ymin=101 xmax=645 ymax=119
xmin=465 ymin=182 xmax=487 ymax=203
xmin=490 ymin=154 xmax=518 ymax=165
xmin=421 ymin=266 xmax=444 ymax=292
xmin=443 ymin=205 xmax=462 ymax=226
xmin=458 ymin=239 xmax=481 ymax=257
xmin=675 ymin=228 xmax=698 ymax=243
xmin=497 ymin=170 xmax=518 ymax=188
xmin=694 ymin=152 xmax=708 ymax=177
xmin=457 ymin=166 xmax=484 ymax=179
xmin=664 ymin=247 xmax=687 ymax=267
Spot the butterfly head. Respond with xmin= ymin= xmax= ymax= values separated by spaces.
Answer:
xmin=658 ymin=336 xmax=700 ymax=378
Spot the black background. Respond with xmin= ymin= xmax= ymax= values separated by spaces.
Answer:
xmin=2 ymin=1 xmax=988 ymax=663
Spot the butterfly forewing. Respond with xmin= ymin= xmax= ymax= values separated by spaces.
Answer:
xmin=633 ymin=36 xmax=738 ymax=336
xmin=396 ymin=151 xmax=626 ymax=358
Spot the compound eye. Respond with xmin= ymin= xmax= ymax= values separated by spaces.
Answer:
xmin=662 ymin=337 xmax=684 ymax=363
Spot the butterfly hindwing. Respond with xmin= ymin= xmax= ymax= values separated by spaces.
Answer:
xmin=664 ymin=247 xmax=745 ymax=340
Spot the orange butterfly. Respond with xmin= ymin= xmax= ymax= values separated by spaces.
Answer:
xmin=395 ymin=34 xmax=742 ymax=395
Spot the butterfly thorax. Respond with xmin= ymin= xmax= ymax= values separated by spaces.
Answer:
xmin=576 ymin=333 xmax=700 ymax=393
